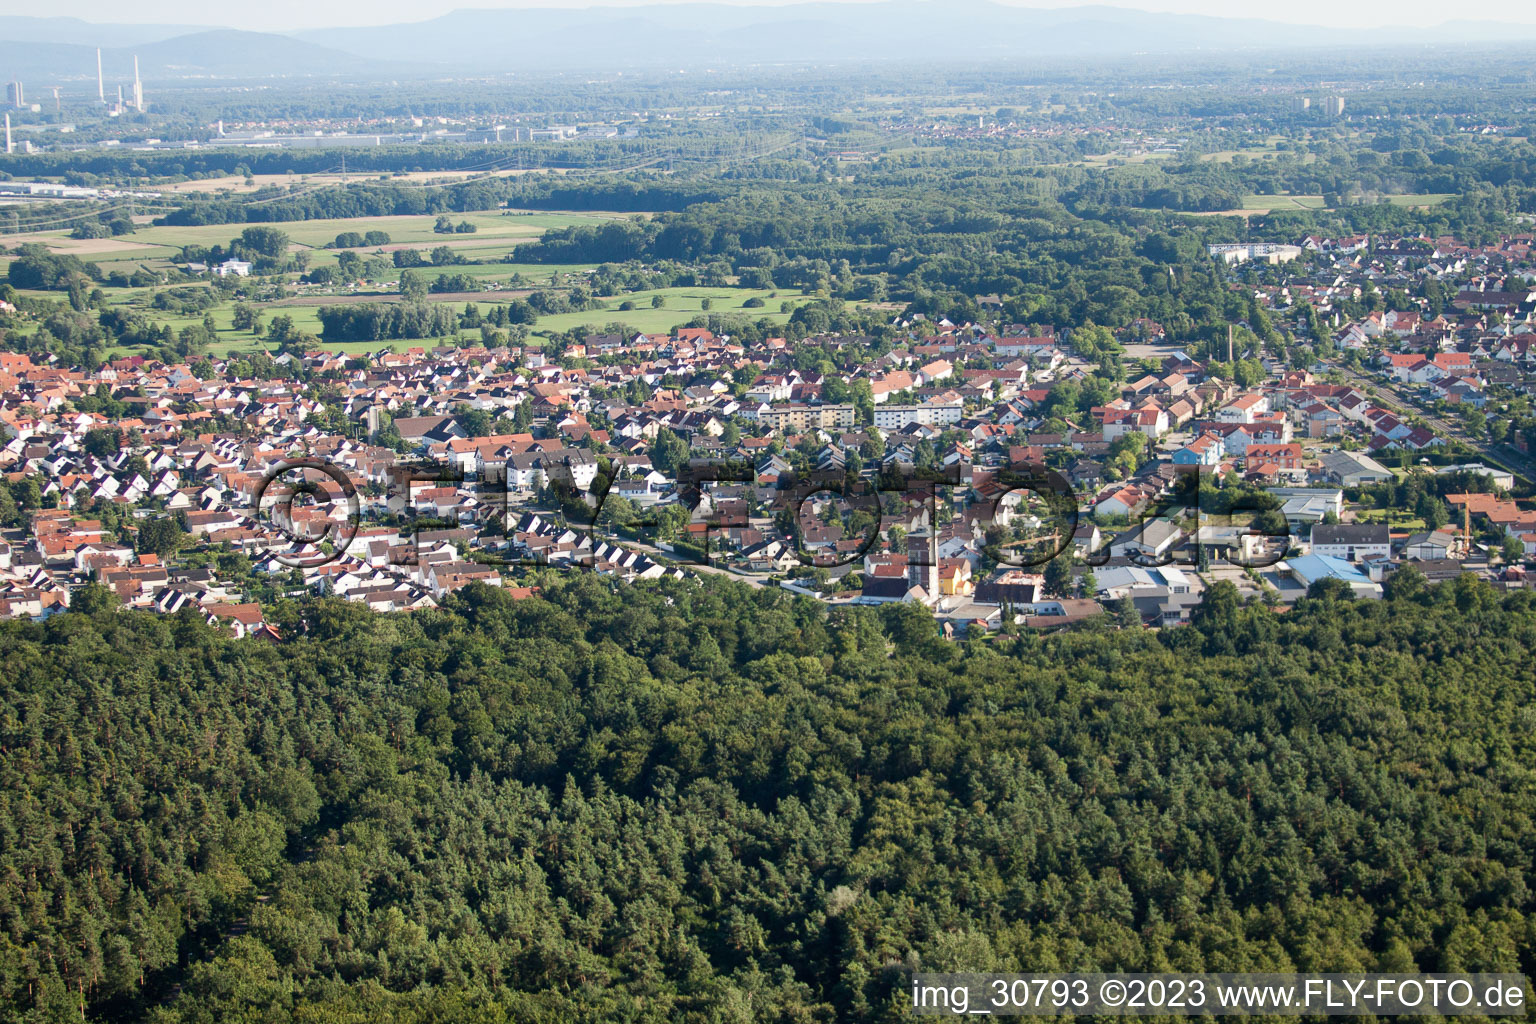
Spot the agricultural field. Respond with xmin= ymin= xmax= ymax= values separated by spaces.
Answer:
xmin=528 ymin=286 xmax=808 ymax=335
xmin=150 ymin=167 xmax=565 ymax=195
xmin=2 ymin=206 xmax=813 ymax=359
xmin=1242 ymin=194 xmax=1329 ymax=211
xmin=1078 ymin=150 xmax=1177 ymax=167
xmin=1240 ymin=193 xmax=1456 ymax=212
xmin=1 ymin=208 xmax=631 ymax=269
xmin=1383 ymin=193 xmax=1457 ymax=207
xmin=278 ymin=261 xmax=600 ymax=292
xmin=73 ymin=281 xmax=808 ymax=359
xmin=151 ymin=209 xmax=627 ymax=250
xmin=186 ymin=284 xmax=807 ymax=358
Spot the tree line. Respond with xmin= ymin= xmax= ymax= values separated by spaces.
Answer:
xmin=0 ymin=571 xmax=1530 ymax=1021
xmin=315 ymin=302 xmax=461 ymax=342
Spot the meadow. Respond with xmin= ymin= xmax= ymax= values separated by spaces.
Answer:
xmin=2 ymin=207 xmax=813 ymax=358
xmin=1240 ymin=193 xmax=1456 ymax=212
xmin=3 ymin=209 xmax=631 ymax=267
xmin=529 ymin=286 xmax=805 ymax=335
xmin=151 ymin=210 xmax=624 ymax=250
xmin=2 ymin=208 xmax=814 ymax=357
xmin=1242 ymin=194 xmax=1328 ymax=211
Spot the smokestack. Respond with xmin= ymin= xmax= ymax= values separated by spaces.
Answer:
xmin=132 ymin=56 xmax=143 ymax=112
xmin=906 ymin=526 xmax=941 ymax=603
xmin=96 ymin=48 xmax=104 ymax=103
xmin=4 ymin=114 xmax=11 ymax=156
xmin=930 ymin=525 xmax=939 ymax=596
xmin=116 ymin=84 xmax=123 ymax=114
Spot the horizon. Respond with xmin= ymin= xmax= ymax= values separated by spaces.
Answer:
xmin=15 ymin=0 xmax=1536 ymax=35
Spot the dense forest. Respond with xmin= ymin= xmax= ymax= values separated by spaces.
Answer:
xmin=0 ymin=573 xmax=1531 ymax=1022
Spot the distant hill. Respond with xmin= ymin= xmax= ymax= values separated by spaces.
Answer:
xmin=5 ymin=3 xmax=1536 ymax=82
xmin=293 ymin=1 xmax=1310 ymax=67
xmin=0 ymin=30 xmax=389 ymax=85
xmin=131 ymin=30 xmax=383 ymax=77
xmin=293 ymin=1 xmax=1536 ymax=69
xmin=0 ymin=15 xmax=207 ymax=49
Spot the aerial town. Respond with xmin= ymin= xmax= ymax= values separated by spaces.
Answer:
xmin=8 ymin=6 xmax=1536 ymax=1021
xmin=2 ymin=227 xmax=1532 ymax=636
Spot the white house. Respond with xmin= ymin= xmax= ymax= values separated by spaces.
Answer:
xmin=1309 ymin=523 xmax=1390 ymax=562
xmin=1217 ymin=393 xmax=1269 ymax=424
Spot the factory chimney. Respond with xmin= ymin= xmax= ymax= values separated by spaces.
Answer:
xmin=4 ymin=114 xmax=11 ymax=156
xmin=930 ymin=527 xmax=939 ymax=598
xmin=132 ymin=56 xmax=143 ymax=112
xmin=906 ymin=528 xmax=941 ymax=605
xmin=96 ymin=48 xmax=104 ymax=103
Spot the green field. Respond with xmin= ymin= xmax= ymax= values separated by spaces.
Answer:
xmin=1383 ymin=193 xmax=1456 ymax=207
xmin=4 ymin=207 xmax=820 ymax=360
xmin=122 ymin=210 xmax=621 ymax=252
xmin=1241 ymin=193 xmax=1456 ymax=211
xmin=86 ymin=283 xmax=809 ymax=360
xmin=529 ymin=286 xmax=806 ymax=336
xmin=281 ymin=262 xmax=599 ymax=293
xmin=1242 ymin=194 xmax=1328 ymax=211
xmin=1 ymin=209 xmax=630 ymax=273
xmin=1354 ymin=509 xmax=1427 ymax=531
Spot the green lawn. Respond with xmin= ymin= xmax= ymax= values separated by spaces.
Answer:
xmin=1353 ymin=509 xmax=1427 ymax=531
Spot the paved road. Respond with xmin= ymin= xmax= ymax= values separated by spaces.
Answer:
xmin=609 ymin=535 xmax=772 ymax=589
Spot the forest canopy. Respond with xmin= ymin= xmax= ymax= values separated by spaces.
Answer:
xmin=0 ymin=573 xmax=1531 ymax=1022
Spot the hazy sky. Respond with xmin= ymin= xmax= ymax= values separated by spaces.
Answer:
xmin=22 ymin=0 xmax=1535 ymax=32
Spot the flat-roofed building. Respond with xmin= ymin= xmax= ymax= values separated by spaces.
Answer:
xmin=873 ymin=400 xmax=963 ymax=430
xmin=757 ymin=403 xmax=856 ymax=433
